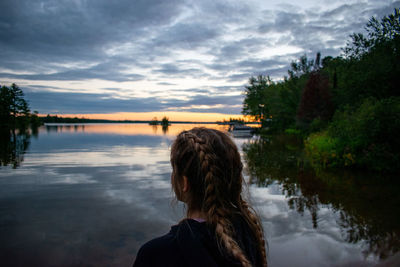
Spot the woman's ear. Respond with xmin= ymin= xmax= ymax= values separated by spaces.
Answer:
xmin=182 ymin=176 xmax=189 ymax=192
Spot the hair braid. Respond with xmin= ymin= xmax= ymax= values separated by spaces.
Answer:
xmin=215 ymin=218 xmax=252 ymax=267
xmin=171 ymin=128 xmax=268 ymax=266
xmin=190 ymin=133 xmax=252 ymax=267
xmin=240 ymin=196 xmax=268 ymax=267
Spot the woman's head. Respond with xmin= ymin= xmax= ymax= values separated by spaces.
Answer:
xmin=170 ymin=127 xmax=243 ymax=214
xmin=171 ymin=127 xmax=267 ymax=267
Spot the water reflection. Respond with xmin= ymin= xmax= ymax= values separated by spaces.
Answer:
xmin=0 ymin=124 xmax=184 ymax=266
xmin=243 ymin=134 xmax=400 ymax=260
xmin=1 ymin=124 xmax=399 ymax=266
xmin=161 ymin=124 xmax=169 ymax=134
xmin=151 ymin=125 xmax=157 ymax=134
xmin=45 ymin=124 xmax=85 ymax=133
xmin=0 ymin=128 xmax=32 ymax=168
xmin=42 ymin=123 xmax=225 ymax=136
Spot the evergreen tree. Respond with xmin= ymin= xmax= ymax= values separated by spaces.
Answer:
xmin=0 ymin=83 xmax=31 ymax=128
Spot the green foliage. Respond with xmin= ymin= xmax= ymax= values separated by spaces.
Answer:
xmin=288 ymin=54 xmax=315 ymax=78
xmin=242 ymin=75 xmax=273 ymax=126
xmin=0 ymin=83 xmax=38 ymax=129
xmin=242 ymin=53 xmax=325 ymax=133
xmin=305 ymin=131 xmax=341 ymax=168
xmin=330 ymin=97 xmax=400 ymax=171
xmin=242 ymin=8 xmax=400 ymax=172
xmin=306 ymin=98 xmax=400 ymax=171
xmin=343 ymin=8 xmax=400 ymax=58
xmin=335 ymin=8 xmax=400 ymax=106
xmin=284 ymin=128 xmax=302 ymax=136
xmin=242 ymin=57 xmax=311 ymax=132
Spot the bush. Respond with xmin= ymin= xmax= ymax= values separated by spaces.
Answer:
xmin=305 ymin=131 xmax=341 ymax=168
xmin=307 ymin=97 xmax=400 ymax=171
xmin=284 ymin=128 xmax=302 ymax=136
xmin=309 ymin=118 xmax=328 ymax=133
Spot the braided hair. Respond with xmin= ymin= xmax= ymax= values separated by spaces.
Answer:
xmin=170 ymin=127 xmax=267 ymax=267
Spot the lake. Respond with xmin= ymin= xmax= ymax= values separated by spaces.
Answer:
xmin=0 ymin=124 xmax=399 ymax=266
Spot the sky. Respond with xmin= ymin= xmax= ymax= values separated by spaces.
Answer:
xmin=0 ymin=0 xmax=399 ymax=121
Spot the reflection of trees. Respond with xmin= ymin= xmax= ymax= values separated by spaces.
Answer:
xmin=46 ymin=125 xmax=59 ymax=133
xmin=150 ymin=124 xmax=169 ymax=135
xmin=46 ymin=124 xmax=85 ymax=133
xmin=161 ymin=125 xmax=169 ymax=134
xmin=339 ymin=211 xmax=399 ymax=259
xmin=0 ymin=127 xmax=32 ymax=168
xmin=151 ymin=125 xmax=157 ymax=134
xmin=243 ymin=134 xmax=304 ymax=186
xmin=243 ymin=134 xmax=400 ymax=259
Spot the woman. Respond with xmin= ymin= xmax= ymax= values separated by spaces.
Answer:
xmin=133 ymin=127 xmax=267 ymax=267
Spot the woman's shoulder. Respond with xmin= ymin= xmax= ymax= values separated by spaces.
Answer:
xmin=133 ymin=219 xmax=220 ymax=267
xmin=133 ymin=225 xmax=180 ymax=267
xmin=140 ymin=227 xmax=178 ymax=251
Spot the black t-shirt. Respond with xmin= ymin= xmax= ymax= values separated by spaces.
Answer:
xmin=133 ymin=218 xmax=262 ymax=267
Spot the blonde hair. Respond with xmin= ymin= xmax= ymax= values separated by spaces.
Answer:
xmin=171 ymin=127 xmax=267 ymax=267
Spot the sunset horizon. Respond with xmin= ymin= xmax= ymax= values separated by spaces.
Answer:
xmin=40 ymin=111 xmax=248 ymax=122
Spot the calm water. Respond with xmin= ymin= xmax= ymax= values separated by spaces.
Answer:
xmin=0 ymin=124 xmax=399 ymax=267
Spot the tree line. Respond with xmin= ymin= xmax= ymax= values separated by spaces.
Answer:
xmin=0 ymin=83 xmax=41 ymax=168
xmin=0 ymin=83 xmax=41 ymax=129
xmin=242 ymin=8 xmax=400 ymax=172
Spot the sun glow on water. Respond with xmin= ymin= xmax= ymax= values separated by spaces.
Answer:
xmin=51 ymin=111 xmax=247 ymax=122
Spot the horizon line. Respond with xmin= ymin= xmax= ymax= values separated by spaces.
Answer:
xmin=38 ymin=111 xmax=252 ymax=123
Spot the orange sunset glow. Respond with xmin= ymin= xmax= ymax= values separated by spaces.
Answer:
xmin=47 ymin=112 xmax=248 ymax=122
xmin=39 ymin=123 xmax=231 ymax=137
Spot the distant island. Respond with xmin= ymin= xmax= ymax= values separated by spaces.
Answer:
xmin=41 ymin=114 xmax=260 ymax=125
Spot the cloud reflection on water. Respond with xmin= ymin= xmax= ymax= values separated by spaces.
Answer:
xmin=249 ymin=183 xmax=369 ymax=266
xmin=0 ymin=123 xmax=386 ymax=266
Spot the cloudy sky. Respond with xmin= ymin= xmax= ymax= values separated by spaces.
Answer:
xmin=0 ymin=0 xmax=398 ymax=121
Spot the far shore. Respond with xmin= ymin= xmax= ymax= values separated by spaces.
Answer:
xmin=43 ymin=121 xmax=261 ymax=125
xmin=40 ymin=115 xmax=261 ymax=125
